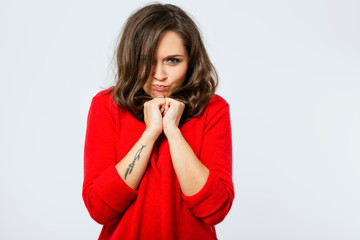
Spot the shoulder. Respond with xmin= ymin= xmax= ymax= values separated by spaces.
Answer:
xmin=209 ymin=94 xmax=229 ymax=106
xmin=192 ymin=94 xmax=231 ymax=131
xmin=197 ymin=94 xmax=230 ymax=123
xmin=205 ymin=94 xmax=230 ymax=113
xmin=90 ymin=87 xmax=118 ymax=112
xmin=92 ymin=88 xmax=114 ymax=102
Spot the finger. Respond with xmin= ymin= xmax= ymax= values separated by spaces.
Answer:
xmin=152 ymin=97 xmax=166 ymax=107
xmin=165 ymin=97 xmax=182 ymax=107
xmin=160 ymin=105 xmax=165 ymax=117
xmin=145 ymin=98 xmax=165 ymax=112
xmin=164 ymin=102 xmax=169 ymax=116
xmin=165 ymin=99 xmax=170 ymax=111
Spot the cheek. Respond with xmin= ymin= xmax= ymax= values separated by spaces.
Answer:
xmin=142 ymin=78 xmax=151 ymax=94
xmin=171 ymin=66 xmax=188 ymax=85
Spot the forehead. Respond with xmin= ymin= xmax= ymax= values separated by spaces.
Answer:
xmin=154 ymin=30 xmax=188 ymax=56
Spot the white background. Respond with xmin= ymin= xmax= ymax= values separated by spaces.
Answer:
xmin=1 ymin=0 xmax=359 ymax=239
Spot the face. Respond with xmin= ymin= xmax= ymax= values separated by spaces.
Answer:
xmin=142 ymin=30 xmax=189 ymax=98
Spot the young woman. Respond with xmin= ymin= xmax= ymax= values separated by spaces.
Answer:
xmin=82 ymin=3 xmax=234 ymax=239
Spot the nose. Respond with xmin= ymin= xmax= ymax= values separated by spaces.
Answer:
xmin=153 ymin=62 xmax=167 ymax=81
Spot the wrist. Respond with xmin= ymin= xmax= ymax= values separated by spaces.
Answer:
xmin=143 ymin=129 xmax=161 ymax=142
xmin=164 ymin=126 xmax=181 ymax=138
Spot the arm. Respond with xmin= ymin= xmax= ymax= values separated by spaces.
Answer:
xmin=82 ymin=94 xmax=164 ymax=225
xmin=115 ymin=98 xmax=165 ymax=189
xmin=163 ymin=98 xmax=209 ymax=196
xmin=163 ymin=97 xmax=234 ymax=225
xmin=165 ymin=127 xmax=210 ymax=196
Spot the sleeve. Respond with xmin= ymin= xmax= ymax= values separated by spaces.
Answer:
xmin=82 ymin=93 xmax=138 ymax=225
xmin=182 ymin=99 xmax=234 ymax=226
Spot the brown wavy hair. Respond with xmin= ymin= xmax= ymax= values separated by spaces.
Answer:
xmin=103 ymin=3 xmax=218 ymax=124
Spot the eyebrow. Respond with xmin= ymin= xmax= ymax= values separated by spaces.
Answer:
xmin=165 ymin=54 xmax=183 ymax=58
xmin=140 ymin=54 xmax=184 ymax=59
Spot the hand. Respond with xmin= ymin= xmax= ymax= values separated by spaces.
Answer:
xmin=162 ymin=98 xmax=185 ymax=136
xmin=143 ymin=97 xmax=166 ymax=139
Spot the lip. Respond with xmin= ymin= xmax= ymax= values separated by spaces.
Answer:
xmin=152 ymin=84 xmax=168 ymax=91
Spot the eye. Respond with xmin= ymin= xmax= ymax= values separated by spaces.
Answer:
xmin=166 ymin=58 xmax=180 ymax=65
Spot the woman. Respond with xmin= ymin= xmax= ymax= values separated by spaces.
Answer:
xmin=82 ymin=3 xmax=234 ymax=240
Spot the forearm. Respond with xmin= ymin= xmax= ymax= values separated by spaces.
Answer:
xmin=165 ymin=127 xmax=210 ymax=196
xmin=115 ymin=130 xmax=158 ymax=190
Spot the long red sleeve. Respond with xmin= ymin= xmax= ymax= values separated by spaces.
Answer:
xmin=182 ymin=102 xmax=234 ymax=225
xmin=82 ymin=89 xmax=234 ymax=239
xmin=82 ymin=94 xmax=137 ymax=224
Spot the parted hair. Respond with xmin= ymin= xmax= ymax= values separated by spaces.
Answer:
xmin=104 ymin=3 xmax=218 ymax=123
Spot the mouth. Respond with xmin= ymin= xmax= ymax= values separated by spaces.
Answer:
xmin=152 ymin=84 xmax=168 ymax=91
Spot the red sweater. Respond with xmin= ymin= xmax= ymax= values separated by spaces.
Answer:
xmin=82 ymin=89 xmax=234 ymax=240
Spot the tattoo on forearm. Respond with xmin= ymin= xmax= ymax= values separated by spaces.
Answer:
xmin=125 ymin=145 xmax=146 ymax=180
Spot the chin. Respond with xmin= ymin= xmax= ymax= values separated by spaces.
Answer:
xmin=152 ymin=93 xmax=167 ymax=98
xmin=150 ymin=90 xmax=171 ymax=98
